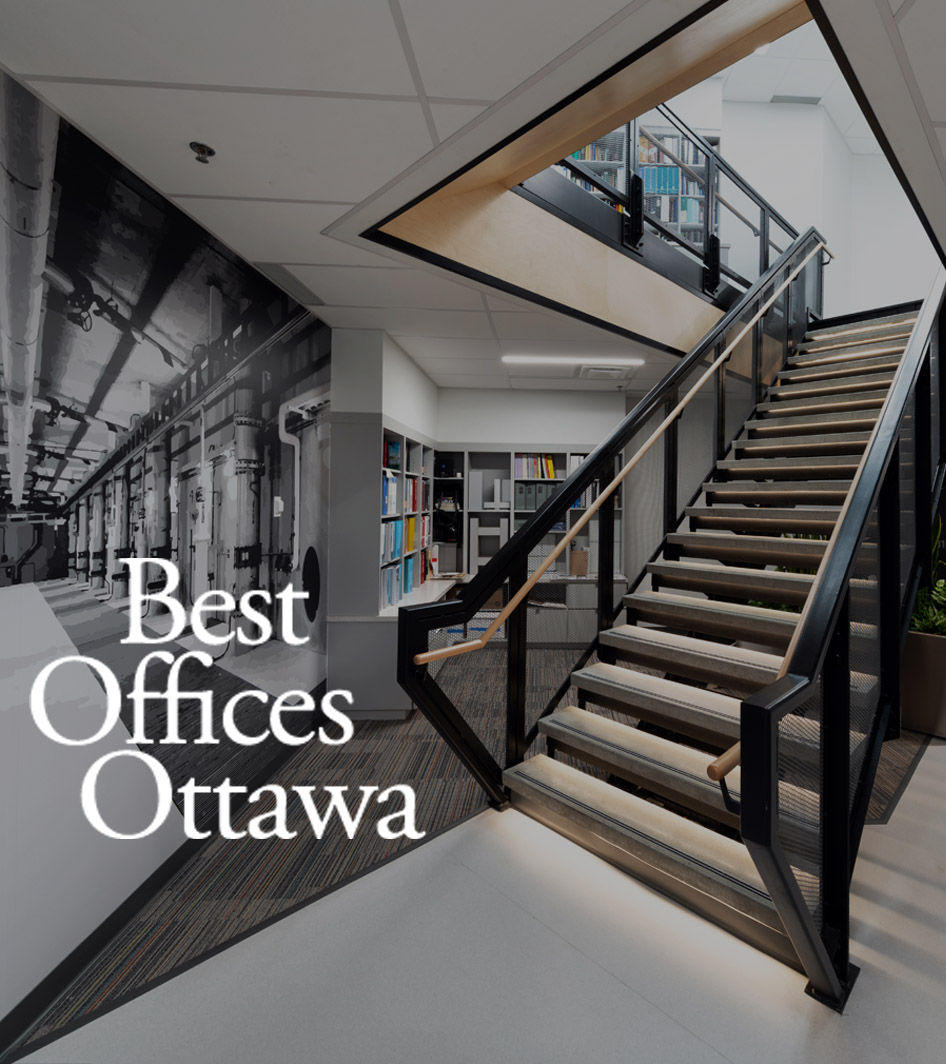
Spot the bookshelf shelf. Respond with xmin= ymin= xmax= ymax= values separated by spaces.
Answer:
xmin=379 ymin=427 xmax=434 ymax=611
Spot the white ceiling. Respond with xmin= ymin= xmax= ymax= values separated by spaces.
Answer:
xmin=814 ymin=0 xmax=946 ymax=264
xmin=717 ymin=21 xmax=881 ymax=154
xmin=0 ymin=0 xmax=711 ymax=392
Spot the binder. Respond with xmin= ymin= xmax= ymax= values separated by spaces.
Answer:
xmin=525 ymin=484 xmax=536 ymax=511
xmin=515 ymin=482 xmax=526 ymax=510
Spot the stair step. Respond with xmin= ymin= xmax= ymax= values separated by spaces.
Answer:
xmin=716 ymin=455 xmax=862 ymax=480
xmin=788 ymin=342 xmax=906 ymax=370
xmin=766 ymin=370 xmax=896 ymax=400
xmin=755 ymin=390 xmax=888 ymax=416
xmin=701 ymin=479 xmax=850 ymax=505
xmin=576 ymin=659 xmax=740 ymax=741
xmin=796 ymin=329 xmax=913 ymax=354
xmin=648 ymin=559 xmax=814 ymax=605
xmin=805 ymin=310 xmax=916 ymax=340
xmin=540 ymin=705 xmax=743 ymax=826
xmin=502 ymin=755 xmax=790 ymax=950
xmin=623 ymin=590 xmax=797 ymax=648
xmin=686 ymin=504 xmax=839 ymax=535
xmin=745 ymin=409 xmax=877 ymax=435
xmin=778 ymin=353 xmax=902 ymax=383
xmin=732 ymin=432 xmax=871 ymax=458
xmin=597 ymin=625 xmax=781 ymax=694
xmin=666 ymin=531 xmax=828 ymax=567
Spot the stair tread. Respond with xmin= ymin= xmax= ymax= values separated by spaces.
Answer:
xmin=788 ymin=343 xmax=906 ymax=369
xmin=796 ymin=330 xmax=913 ymax=354
xmin=716 ymin=456 xmax=862 ymax=478
xmin=504 ymin=756 xmax=775 ymax=914
xmin=686 ymin=504 xmax=841 ymax=518
xmin=649 ymin=559 xmax=815 ymax=587
xmin=755 ymin=390 xmax=888 ymax=415
xmin=702 ymin=479 xmax=851 ymax=493
xmin=625 ymin=590 xmax=798 ymax=629
xmin=767 ymin=370 xmax=895 ymax=399
xmin=805 ymin=311 xmax=916 ymax=339
xmin=746 ymin=411 xmax=877 ymax=433
xmin=599 ymin=625 xmax=782 ymax=670
xmin=778 ymin=354 xmax=902 ymax=382
xmin=665 ymin=531 xmax=828 ymax=562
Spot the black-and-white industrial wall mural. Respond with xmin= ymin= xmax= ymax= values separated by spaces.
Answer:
xmin=0 ymin=71 xmax=331 ymax=677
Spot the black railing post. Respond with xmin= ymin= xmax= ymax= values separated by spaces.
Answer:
xmin=879 ymin=441 xmax=902 ymax=740
xmin=715 ymin=343 xmax=728 ymax=461
xmin=759 ymin=208 xmax=770 ymax=278
xmin=625 ymin=174 xmax=644 ymax=248
xmin=915 ymin=359 xmax=933 ymax=581
xmin=506 ymin=558 xmax=529 ymax=768
xmin=598 ymin=486 xmax=615 ymax=639
xmin=664 ymin=389 xmax=679 ymax=536
xmin=821 ymin=591 xmax=853 ymax=990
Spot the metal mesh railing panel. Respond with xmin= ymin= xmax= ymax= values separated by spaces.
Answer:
xmin=849 ymin=504 xmax=882 ymax=813
xmin=777 ymin=682 xmax=824 ymax=928
xmin=900 ymin=394 xmax=917 ymax=598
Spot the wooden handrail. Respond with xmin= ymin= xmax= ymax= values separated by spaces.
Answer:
xmin=707 ymin=742 xmax=741 ymax=782
xmin=413 ymin=239 xmax=832 ymax=667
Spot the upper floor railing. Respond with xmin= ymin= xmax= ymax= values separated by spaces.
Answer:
xmin=517 ymin=103 xmax=799 ymax=306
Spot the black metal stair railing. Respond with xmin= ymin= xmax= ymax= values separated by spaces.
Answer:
xmin=397 ymin=227 xmax=828 ymax=811
xmin=739 ymin=268 xmax=946 ymax=1009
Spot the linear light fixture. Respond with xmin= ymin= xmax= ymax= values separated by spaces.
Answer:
xmin=501 ymin=354 xmax=645 ymax=367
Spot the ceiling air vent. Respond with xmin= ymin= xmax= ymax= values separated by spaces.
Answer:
xmin=576 ymin=364 xmax=636 ymax=380
xmin=770 ymin=95 xmax=821 ymax=105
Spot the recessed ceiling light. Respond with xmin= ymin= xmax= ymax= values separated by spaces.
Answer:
xmin=501 ymin=354 xmax=645 ymax=367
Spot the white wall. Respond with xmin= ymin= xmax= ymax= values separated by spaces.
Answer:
xmin=437 ymin=388 xmax=626 ymax=447
xmin=382 ymin=336 xmax=439 ymax=440
xmin=850 ymin=154 xmax=941 ymax=310
xmin=719 ymin=100 xmax=937 ymax=317
xmin=0 ymin=585 xmax=184 ymax=1019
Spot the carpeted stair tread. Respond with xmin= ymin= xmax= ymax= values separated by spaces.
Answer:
xmin=700 ymin=479 xmax=851 ymax=503
xmin=624 ymin=590 xmax=797 ymax=648
xmin=804 ymin=310 xmax=916 ymax=339
xmin=754 ymin=391 xmax=888 ymax=416
xmin=539 ymin=705 xmax=741 ymax=825
xmin=715 ymin=455 xmax=863 ymax=479
xmin=503 ymin=755 xmax=781 ymax=930
xmin=766 ymin=369 xmax=896 ymax=400
xmin=778 ymin=353 xmax=902 ymax=383
xmin=732 ymin=432 xmax=871 ymax=458
xmin=686 ymin=504 xmax=840 ymax=534
xmin=788 ymin=342 xmax=906 ymax=369
xmin=665 ymin=531 xmax=827 ymax=567
xmin=647 ymin=559 xmax=814 ymax=605
xmin=744 ymin=410 xmax=877 ymax=436
xmin=598 ymin=625 xmax=781 ymax=692
xmin=571 ymin=661 xmax=742 ymax=741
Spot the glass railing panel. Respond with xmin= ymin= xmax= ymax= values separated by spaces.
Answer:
xmin=562 ymin=125 xmax=628 ymax=203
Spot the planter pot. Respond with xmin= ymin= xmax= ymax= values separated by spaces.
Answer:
xmin=901 ymin=630 xmax=946 ymax=738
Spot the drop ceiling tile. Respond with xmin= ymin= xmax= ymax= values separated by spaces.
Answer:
xmin=430 ymin=373 xmax=511 ymax=388
xmin=508 ymin=377 xmax=619 ymax=390
xmin=899 ymin=0 xmax=946 ymax=123
xmin=392 ymin=337 xmax=500 ymax=361
xmin=787 ymin=22 xmax=833 ymax=62
xmin=310 ymin=306 xmax=495 ymax=337
xmin=399 ymin=0 xmax=629 ymax=101
xmin=720 ymin=57 xmax=791 ymax=103
xmin=771 ymin=59 xmax=839 ymax=101
xmin=847 ymin=137 xmax=883 ymax=155
xmin=171 ymin=199 xmax=401 ymax=268
xmin=430 ymin=103 xmax=490 ymax=142
xmin=819 ymin=80 xmax=862 ymax=136
xmin=413 ymin=356 xmax=503 ymax=376
xmin=498 ymin=339 xmax=652 ymax=359
xmin=26 ymin=82 xmax=434 ymax=202
xmin=287 ymin=266 xmax=484 ymax=310
xmin=1 ymin=0 xmax=415 ymax=95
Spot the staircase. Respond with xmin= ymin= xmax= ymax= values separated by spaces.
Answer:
xmin=502 ymin=309 xmax=916 ymax=970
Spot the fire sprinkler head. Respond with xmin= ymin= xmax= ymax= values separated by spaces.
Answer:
xmin=189 ymin=141 xmax=216 ymax=164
